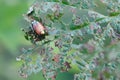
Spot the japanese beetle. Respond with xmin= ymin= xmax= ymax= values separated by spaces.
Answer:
xmin=22 ymin=6 xmax=48 ymax=44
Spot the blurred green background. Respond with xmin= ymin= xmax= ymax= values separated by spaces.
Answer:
xmin=0 ymin=0 xmax=74 ymax=80
xmin=0 ymin=0 xmax=30 ymax=80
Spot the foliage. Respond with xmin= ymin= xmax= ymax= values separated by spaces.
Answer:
xmin=17 ymin=0 xmax=120 ymax=80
